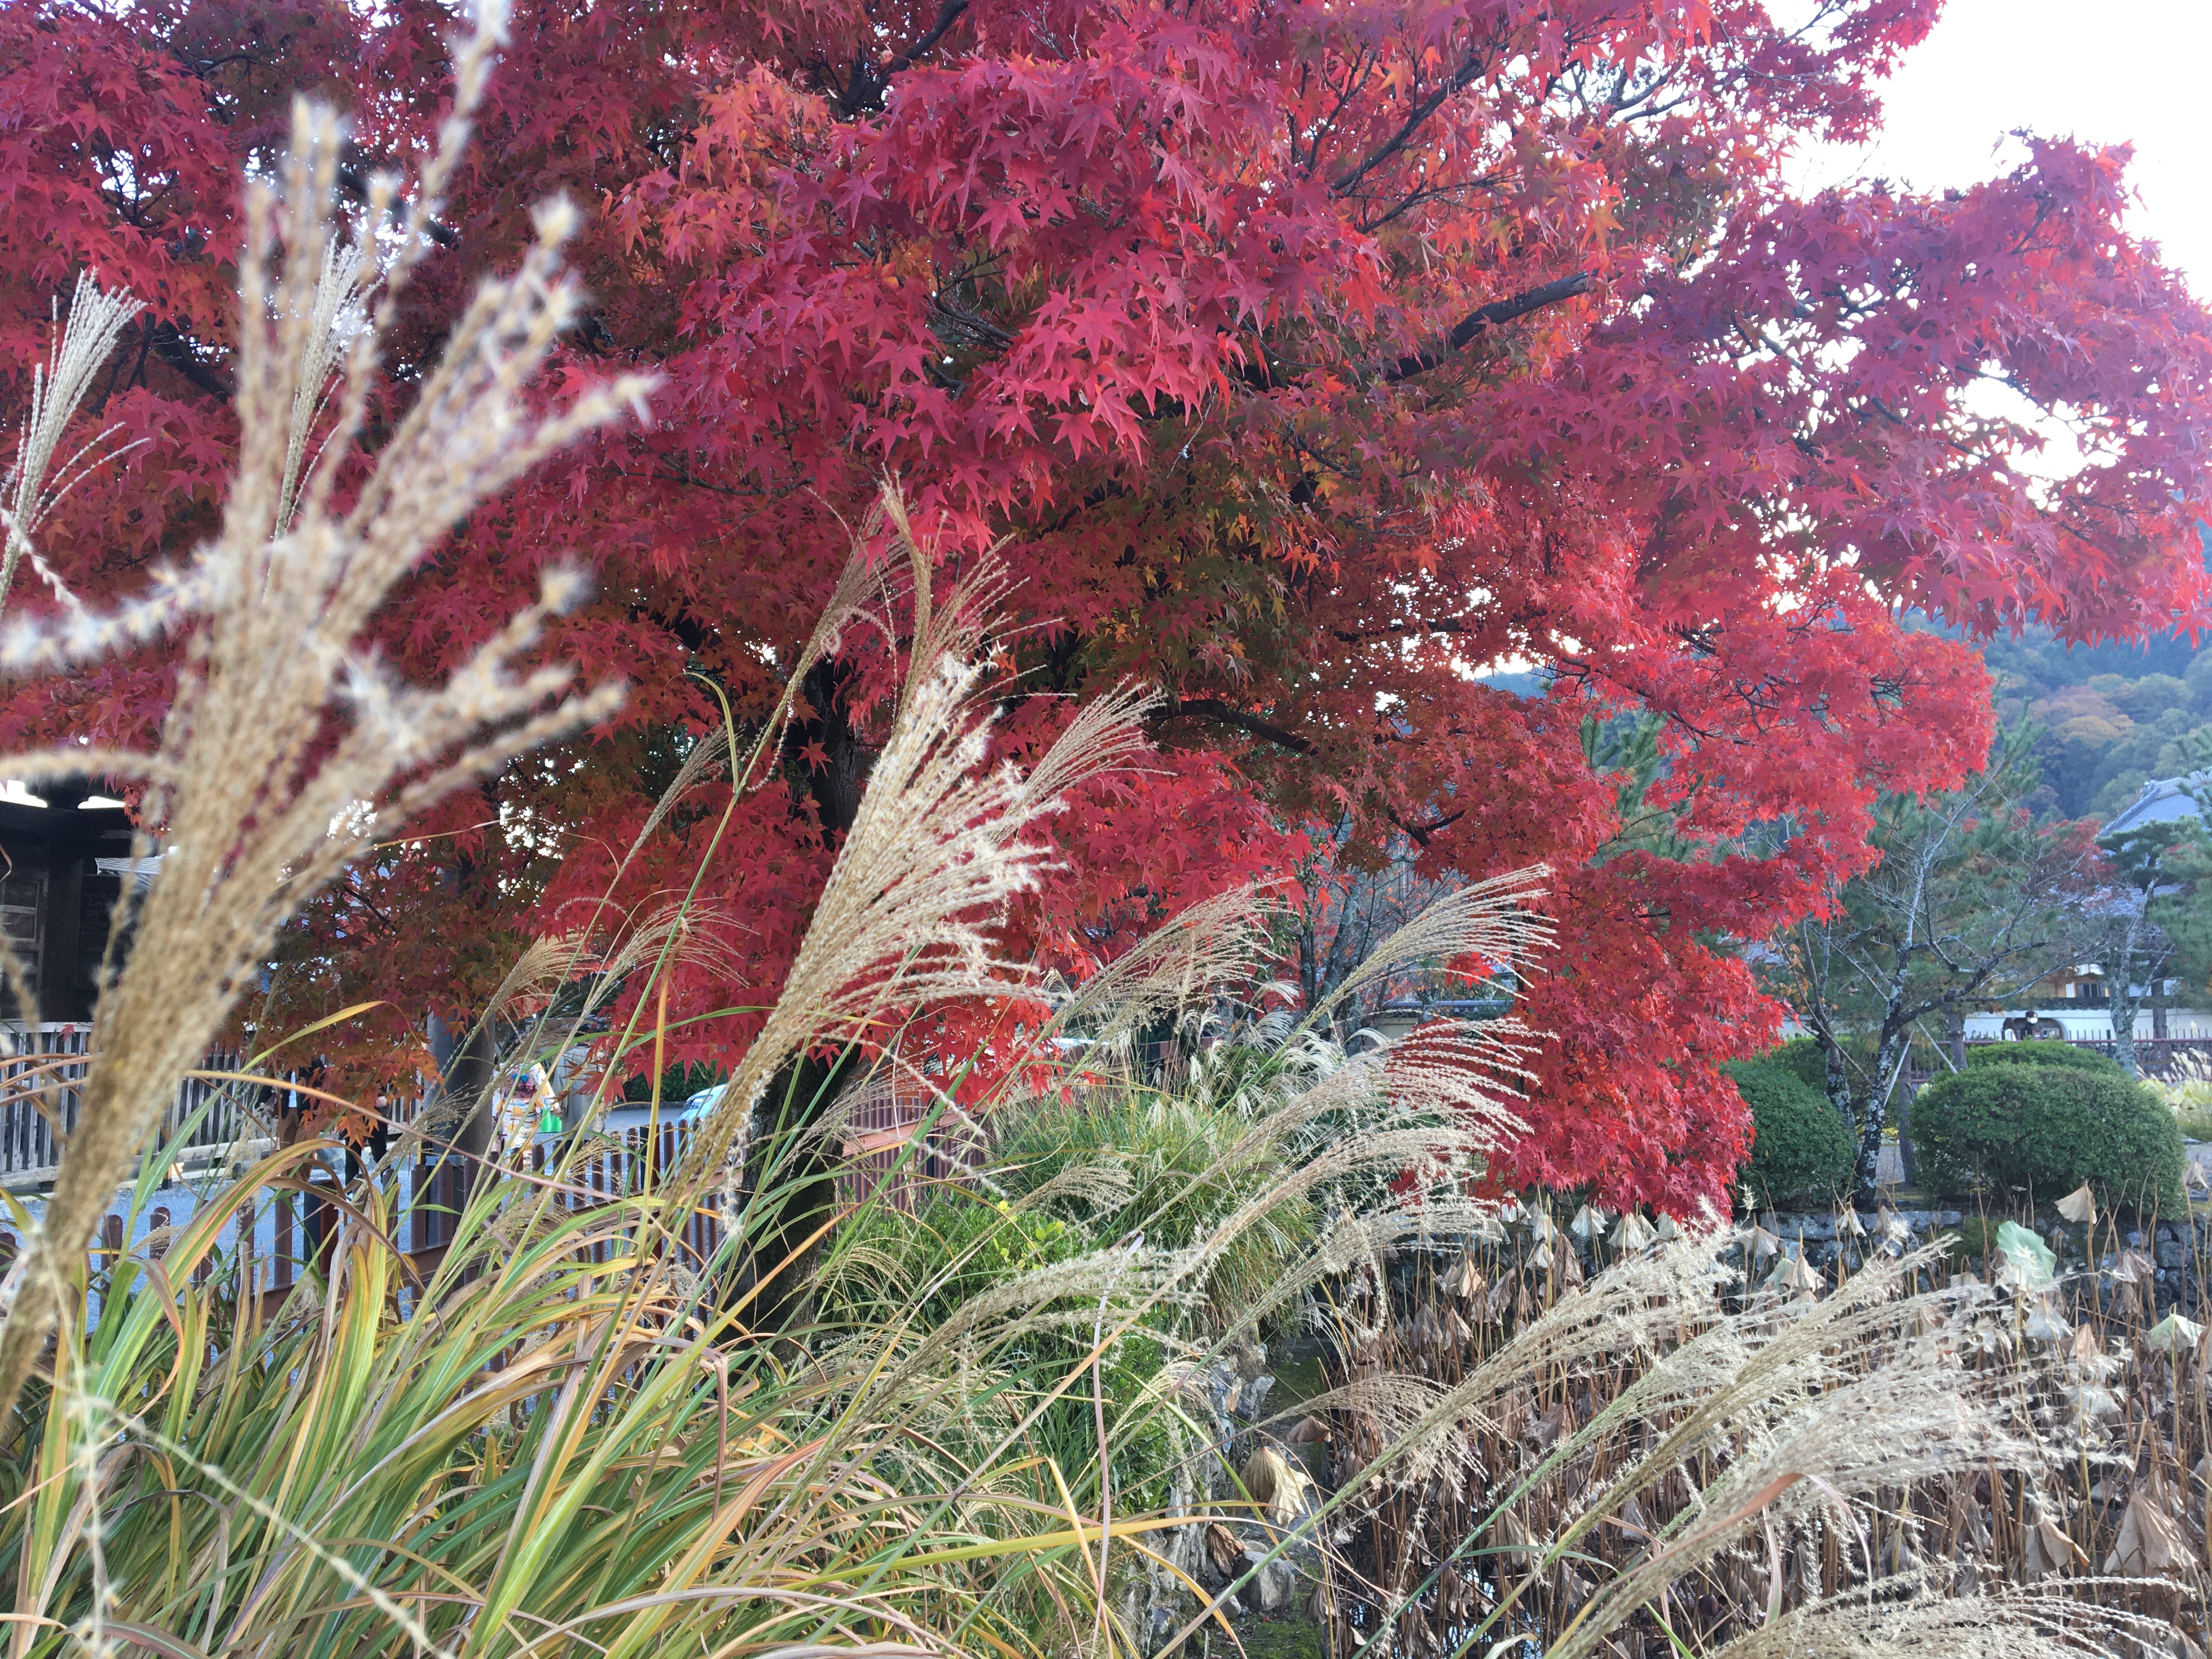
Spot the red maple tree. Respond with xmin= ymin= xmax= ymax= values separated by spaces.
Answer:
xmin=3 ymin=0 xmax=2208 ymax=1209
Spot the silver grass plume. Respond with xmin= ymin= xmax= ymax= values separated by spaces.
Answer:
xmin=668 ymin=540 xmax=1161 ymax=1195
xmin=275 ymin=234 xmax=371 ymax=535
xmin=1045 ymin=884 xmax=1283 ymax=1059
xmin=1509 ymin=1249 xmax=2051 ymax=1659
xmin=1707 ymin=1577 xmax=2177 ymax=1658
xmin=1192 ymin=1232 xmax=2068 ymax=1659
xmin=0 ymin=32 xmax=653 ymax=1418
xmin=0 ymin=271 xmax=144 ymax=616
xmin=1311 ymin=862 xmax=1553 ymax=1028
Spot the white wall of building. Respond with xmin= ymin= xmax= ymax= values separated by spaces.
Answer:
xmin=1962 ymin=1008 xmax=2212 ymax=1042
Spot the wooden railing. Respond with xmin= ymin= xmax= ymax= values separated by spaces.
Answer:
xmin=0 ymin=1026 xmax=256 ymax=1183
xmin=0 ymin=1077 xmax=990 ymax=1308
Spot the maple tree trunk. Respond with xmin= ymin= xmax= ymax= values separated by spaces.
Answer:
xmin=1819 ymin=1036 xmax=1855 ymax=1131
xmin=720 ymin=661 xmax=872 ymax=1338
xmin=1894 ymin=1070 xmax=1918 ymax=1190
xmin=449 ymin=1019 xmax=498 ymax=1207
xmin=719 ymin=1047 xmax=860 ymax=1339
xmin=793 ymin=658 xmax=870 ymax=836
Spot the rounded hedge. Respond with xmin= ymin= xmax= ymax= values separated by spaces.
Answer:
xmin=1771 ymin=1036 xmax=1831 ymax=1093
xmin=1911 ymin=1064 xmax=2185 ymax=1209
xmin=1729 ymin=1057 xmax=1854 ymax=1209
xmin=1963 ymin=1040 xmax=2124 ymax=1077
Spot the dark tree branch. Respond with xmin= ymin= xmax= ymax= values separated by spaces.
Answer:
xmin=1330 ymin=49 xmax=1492 ymax=199
xmin=1160 ymin=697 xmax=1317 ymax=756
xmin=336 ymin=166 xmax=458 ymax=248
xmin=1332 ymin=618 xmax=1472 ymax=643
xmin=148 ymin=322 xmax=232 ymax=400
xmin=838 ymin=0 xmax=970 ymax=117
xmin=886 ymin=0 xmax=970 ymax=81
xmin=1382 ymin=271 xmax=1592 ymax=382
xmin=1388 ymin=805 xmax=1465 ymax=848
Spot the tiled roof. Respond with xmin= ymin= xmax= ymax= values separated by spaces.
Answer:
xmin=2103 ymin=774 xmax=2210 ymax=837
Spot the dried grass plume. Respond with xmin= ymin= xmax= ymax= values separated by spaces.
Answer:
xmin=0 ymin=11 xmax=652 ymax=1417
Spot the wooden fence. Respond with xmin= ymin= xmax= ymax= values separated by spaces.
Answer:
xmin=2 ymin=1069 xmax=986 ymax=1306
xmin=1 ymin=1025 xmax=251 ymax=1182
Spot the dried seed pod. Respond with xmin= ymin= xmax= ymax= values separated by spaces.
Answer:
xmin=1443 ymin=1249 xmax=1485 ymax=1301
xmin=2024 ymin=1298 xmax=2072 ymax=1343
xmin=2105 ymin=1481 xmax=2192 ymax=1578
xmin=2066 ymin=1381 xmax=2122 ymax=1419
xmin=1489 ymin=1508 xmax=1532 ymax=1563
xmin=1526 ymin=1398 xmax=1575 ymax=1448
xmin=2110 ymin=1249 xmax=2155 ymax=1285
xmin=2022 ymin=1506 xmax=2082 ymax=1578
xmin=1769 ymin=1250 xmax=1823 ymax=1295
xmin=1617 ymin=1494 xmax=1653 ymax=1545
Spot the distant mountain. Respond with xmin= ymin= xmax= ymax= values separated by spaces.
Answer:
xmin=1976 ymin=625 xmax=2212 ymax=821
xmin=1477 ymin=668 xmax=1549 ymax=699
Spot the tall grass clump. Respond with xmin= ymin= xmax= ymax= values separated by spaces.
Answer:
xmin=0 ymin=24 xmax=2197 ymax=1659
xmin=2149 ymin=1049 xmax=2212 ymax=1141
xmin=0 ymin=5 xmax=645 ymax=1416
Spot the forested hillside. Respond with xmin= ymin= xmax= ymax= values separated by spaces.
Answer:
xmin=1980 ymin=627 xmax=2211 ymax=820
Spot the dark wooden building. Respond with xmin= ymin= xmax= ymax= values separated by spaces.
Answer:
xmin=0 ymin=793 xmax=139 ymax=1026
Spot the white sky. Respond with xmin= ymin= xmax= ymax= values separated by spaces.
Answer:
xmin=1790 ymin=0 xmax=2212 ymax=287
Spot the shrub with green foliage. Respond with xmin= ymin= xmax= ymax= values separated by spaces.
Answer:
xmin=1728 ymin=1057 xmax=1854 ymax=1210
xmin=1912 ymin=1064 xmax=2186 ymax=1209
xmin=992 ymin=1088 xmax=1316 ymax=1324
xmin=1963 ymin=1039 xmax=2123 ymax=1076
xmin=1771 ymin=1036 xmax=1832 ymax=1093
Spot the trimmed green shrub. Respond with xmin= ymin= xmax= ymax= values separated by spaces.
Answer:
xmin=1771 ymin=1036 xmax=1831 ymax=1093
xmin=1963 ymin=1039 xmax=2123 ymax=1077
xmin=1729 ymin=1057 xmax=1854 ymax=1209
xmin=1911 ymin=1064 xmax=2185 ymax=1209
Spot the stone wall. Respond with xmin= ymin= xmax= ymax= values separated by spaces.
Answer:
xmin=1760 ymin=1204 xmax=2209 ymax=1311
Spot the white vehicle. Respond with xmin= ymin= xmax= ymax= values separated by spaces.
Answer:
xmin=588 ymin=1081 xmax=727 ymax=1139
